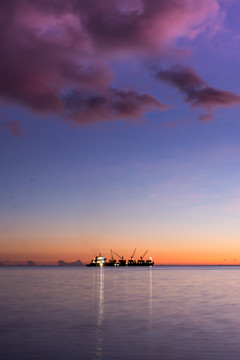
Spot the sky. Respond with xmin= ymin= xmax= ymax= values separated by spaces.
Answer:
xmin=1 ymin=0 xmax=240 ymax=265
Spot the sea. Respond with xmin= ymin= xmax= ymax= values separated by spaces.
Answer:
xmin=1 ymin=266 xmax=240 ymax=360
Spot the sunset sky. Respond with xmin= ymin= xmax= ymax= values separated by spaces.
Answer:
xmin=1 ymin=0 xmax=240 ymax=264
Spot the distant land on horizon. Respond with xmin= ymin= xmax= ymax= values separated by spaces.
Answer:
xmin=0 ymin=259 xmax=85 ymax=266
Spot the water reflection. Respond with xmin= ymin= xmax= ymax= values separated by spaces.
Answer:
xmin=3 ymin=267 xmax=240 ymax=359
xmin=147 ymin=267 xmax=153 ymax=356
xmin=149 ymin=267 xmax=153 ymax=318
xmin=94 ymin=267 xmax=104 ymax=359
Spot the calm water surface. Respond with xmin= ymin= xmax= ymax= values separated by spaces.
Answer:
xmin=1 ymin=266 xmax=240 ymax=359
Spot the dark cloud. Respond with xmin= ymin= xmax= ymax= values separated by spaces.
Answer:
xmin=0 ymin=0 xmax=220 ymax=123
xmin=0 ymin=2 xmax=111 ymax=114
xmin=156 ymin=66 xmax=206 ymax=93
xmin=64 ymin=88 xmax=169 ymax=123
xmin=193 ymin=87 xmax=240 ymax=108
xmin=155 ymin=66 xmax=240 ymax=118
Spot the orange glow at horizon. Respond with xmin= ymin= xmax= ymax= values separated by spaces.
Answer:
xmin=1 ymin=227 xmax=240 ymax=265
xmin=1 ymin=247 xmax=240 ymax=266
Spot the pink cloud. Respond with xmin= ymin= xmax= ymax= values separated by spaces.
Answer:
xmin=0 ymin=0 xmax=222 ymax=122
xmin=72 ymin=0 xmax=220 ymax=54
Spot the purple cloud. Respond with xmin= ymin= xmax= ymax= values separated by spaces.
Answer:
xmin=64 ymin=88 xmax=169 ymax=123
xmin=155 ymin=66 xmax=240 ymax=118
xmin=31 ymin=0 xmax=220 ymax=52
xmin=193 ymin=88 xmax=240 ymax=108
xmin=0 ymin=0 xmax=221 ymax=122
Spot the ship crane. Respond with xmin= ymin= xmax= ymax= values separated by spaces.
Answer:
xmin=140 ymin=249 xmax=148 ymax=260
xmin=137 ymin=250 xmax=148 ymax=265
xmin=131 ymin=248 xmax=136 ymax=260
xmin=113 ymin=251 xmax=123 ymax=260
xmin=113 ymin=250 xmax=127 ymax=266
xmin=128 ymin=248 xmax=137 ymax=266
xmin=106 ymin=249 xmax=117 ymax=266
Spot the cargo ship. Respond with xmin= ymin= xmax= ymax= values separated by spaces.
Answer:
xmin=87 ymin=250 xmax=154 ymax=267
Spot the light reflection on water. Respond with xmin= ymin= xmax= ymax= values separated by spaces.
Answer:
xmin=95 ymin=267 xmax=104 ymax=360
xmin=1 ymin=266 xmax=240 ymax=359
xmin=149 ymin=267 xmax=152 ymax=318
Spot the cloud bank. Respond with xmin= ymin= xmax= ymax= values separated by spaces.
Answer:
xmin=1 ymin=0 xmax=237 ymax=123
